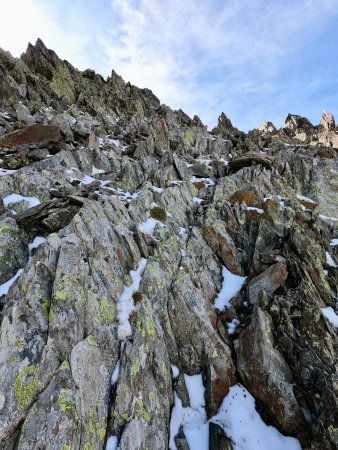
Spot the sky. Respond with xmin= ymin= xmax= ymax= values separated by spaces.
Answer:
xmin=1 ymin=0 xmax=338 ymax=131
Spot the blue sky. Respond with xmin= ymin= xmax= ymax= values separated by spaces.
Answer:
xmin=1 ymin=0 xmax=338 ymax=131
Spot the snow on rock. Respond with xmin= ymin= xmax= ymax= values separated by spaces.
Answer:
xmin=171 ymin=365 xmax=179 ymax=379
xmin=117 ymin=258 xmax=147 ymax=340
xmin=296 ymin=194 xmax=316 ymax=203
xmin=138 ymin=218 xmax=164 ymax=237
xmin=91 ymin=165 xmax=105 ymax=175
xmin=214 ymin=266 xmax=247 ymax=311
xmin=3 ymin=193 xmax=41 ymax=209
xmin=212 ymin=384 xmax=302 ymax=450
xmin=169 ymin=378 xmax=302 ymax=450
xmin=227 ymin=318 xmax=240 ymax=335
xmin=169 ymin=374 xmax=208 ymax=450
xmin=151 ymin=186 xmax=165 ymax=193
xmin=0 ymin=168 xmax=17 ymax=176
xmin=111 ymin=359 xmax=120 ymax=386
xmin=105 ymin=436 xmax=118 ymax=450
xmin=193 ymin=197 xmax=203 ymax=205
xmin=321 ymin=307 xmax=338 ymax=328
xmin=0 ymin=269 xmax=24 ymax=297
xmin=184 ymin=374 xmax=205 ymax=409
xmin=245 ymin=206 xmax=264 ymax=214
xmin=28 ymin=236 xmax=46 ymax=256
xmin=190 ymin=176 xmax=215 ymax=187
xmin=319 ymin=214 xmax=338 ymax=222
xmin=326 ymin=251 xmax=337 ymax=268
xmin=330 ymin=239 xmax=338 ymax=247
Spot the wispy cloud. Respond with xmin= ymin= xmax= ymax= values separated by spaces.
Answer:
xmin=1 ymin=0 xmax=338 ymax=130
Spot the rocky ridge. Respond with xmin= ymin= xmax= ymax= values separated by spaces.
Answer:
xmin=0 ymin=39 xmax=337 ymax=450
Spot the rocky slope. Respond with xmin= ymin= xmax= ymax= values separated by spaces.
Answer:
xmin=0 ymin=39 xmax=337 ymax=450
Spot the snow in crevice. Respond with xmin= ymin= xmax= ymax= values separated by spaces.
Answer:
xmin=105 ymin=436 xmax=118 ymax=450
xmin=214 ymin=266 xmax=247 ymax=311
xmin=169 ymin=375 xmax=301 ymax=450
xmin=111 ymin=359 xmax=121 ymax=386
xmin=117 ymin=258 xmax=147 ymax=340
xmin=171 ymin=365 xmax=180 ymax=379
xmin=28 ymin=236 xmax=46 ymax=259
xmin=227 ymin=318 xmax=240 ymax=335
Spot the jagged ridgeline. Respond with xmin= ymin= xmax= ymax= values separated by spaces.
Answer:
xmin=0 ymin=39 xmax=337 ymax=450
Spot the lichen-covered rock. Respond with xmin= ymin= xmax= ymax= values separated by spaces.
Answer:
xmin=0 ymin=38 xmax=337 ymax=450
xmin=0 ymin=217 xmax=28 ymax=285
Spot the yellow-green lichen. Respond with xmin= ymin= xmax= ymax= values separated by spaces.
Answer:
xmin=40 ymin=297 xmax=50 ymax=316
xmin=59 ymin=361 xmax=70 ymax=371
xmin=146 ymin=317 xmax=155 ymax=339
xmin=57 ymin=389 xmax=77 ymax=417
xmin=86 ymin=335 xmax=98 ymax=346
xmin=131 ymin=357 xmax=140 ymax=377
xmin=13 ymin=365 xmax=39 ymax=408
xmin=54 ymin=290 xmax=70 ymax=301
xmin=50 ymin=65 xmax=75 ymax=104
xmin=98 ymin=299 xmax=115 ymax=323
xmin=136 ymin=402 xmax=151 ymax=422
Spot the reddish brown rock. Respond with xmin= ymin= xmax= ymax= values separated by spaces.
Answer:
xmin=248 ymin=261 xmax=288 ymax=304
xmin=0 ymin=124 xmax=60 ymax=148
xmin=235 ymin=306 xmax=306 ymax=436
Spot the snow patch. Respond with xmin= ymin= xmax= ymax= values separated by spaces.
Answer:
xmin=3 ymin=193 xmax=41 ymax=209
xmin=227 ymin=318 xmax=240 ymax=335
xmin=214 ymin=266 xmax=247 ymax=311
xmin=330 ymin=239 xmax=338 ymax=247
xmin=171 ymin=365 xmax=179 ymax=379
xmin=151 ymin=186 xmax=164 ymax=193
xmin=193 ymin=197 xmax=203 ymax=205
xmin=138 ymin=218 xmax=164 ymax=237
xmin=296 ymin=194 xmax=316 ymax=203
xmin=245 ymin=206 xmax=264 ymax=214
xmin=326 ymin=251 xmax=337 ymax=268
xmin=190 ymin=176 xmax=215 ymax=187
xmin=111 ymin=360 xmax=120 ymax=385
xmin=319 ymin=214 xmax=338 ymax=222
xmin=0 ymin=269 xmax=24 ymax=297
xmin=91 ymin=165 xmax=105 ymax=175
xmin=212 ymin=384 xmax=302 ymax=450
xmin=105 ymin=436 xmax=118 ymax=450
xmin=321 ymin=307 xmax=338 ymax=328
xmin=117 ymin=258 xmax=147 ymax=340
xmin=0 ymin=168 xmax=17 ymax=176
xmin=28 ymin=236 xmax=46 ymax=257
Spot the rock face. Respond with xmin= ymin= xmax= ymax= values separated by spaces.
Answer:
xmin=0 ymin=39 xmax=337 ymax=450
